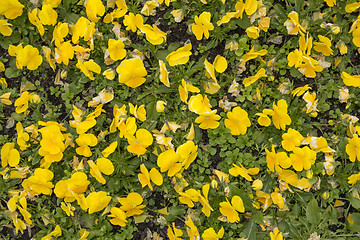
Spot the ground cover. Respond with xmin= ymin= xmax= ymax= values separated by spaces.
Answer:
xmin=1 ymin=0 xmax=360 ymax=239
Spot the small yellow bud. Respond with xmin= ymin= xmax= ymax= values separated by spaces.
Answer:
xmin=252 ymin=179 xmax=263 ymax=190
xmin=156 ymin=100 xmax=167 ymax=112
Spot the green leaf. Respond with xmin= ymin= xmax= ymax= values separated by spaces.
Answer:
xmin=306 ymin=198 xmax=321 ymax=225
xmin=348 ymin=213 xmax=360 ymax=232
xmin=5 ymin=67 xmax=21 ymax=78
xmin=274 ymin=4 xmax=287 ymax=20
xmin=243 ymin=219 xmax=257 ymax=240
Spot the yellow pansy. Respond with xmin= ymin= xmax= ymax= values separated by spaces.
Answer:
xmin=119 ymin=192 xmax=146 ymax=217
xmin=348 ymin=172 xmax=360 ymax=185
xmin=258 ymin=17 xmax=270 ymax=32
xmin=0 ymin=0 xmax=24 ymax=19
xmin=324 ymin=0 xmax=336 ymax=7
xmin=9 ymin=44 xmax=43 ymax=71
xmin=255 ymin=111 xmax=272 ymax=127
xmin=267 ymin=99 xmax=291 ymax=130
xmin=141 ymin=0 xmax=159 ymax=16
xmin=346 ymin=135 xmax=360 ymax=162
xmin=192 ymin=12 xmax=214 ymax=40
xmin=202 ymin=227 xmax=224 ymax=240
xmin=54 ymin=172 xmax=90 ymax=203
xmin=1 ymin=92 xmax=12 ymax=105
xmin=41 ymin=225 xmax=61 ymax=240
xmin=243 ymin=68 xmax=267 ymax=87
xmin=185 ymin=216 xmax=200 ymax=240
xmin=219 ymin=195 xmax=245 ymax=223
xmin=108 ymin=39 xmax=126 ymax=61
xmin=85 ymin=0 xmax=105 ymax=23
xmin=119 ymin=117 xmax=137 ymax=138
xmin=166 ymin=43 xmax=192 ymax=66
xmin=102 ymin=141 xmax=118 ymax=157
xmin=129 ymin=103 xmax=146 ymax=122
xmin=39 ymin=4 xmax=58 ymax=26
xmin=76 ymin=59 xmax=101 ymax=80
xmin=345 ymin=2 xmax=360 ymax=13
xmin=188 ymin=94 xmax=212 ymax=115
xmin=0 ymin=19 xmax=12 ymax=36
xmin=52 ymin=22 xmax=69 ymax=47
xmin=341 ymin=72 xmax=360 ymax=87
xmin=313 ymin=35 xmax=333 ymax=56
xmin=234 ymin=0 xmax=258 ymax=19
xmin=159 ymin=60 xmax=170 ymax=87
xmin=75 ymin=133 xmax=98 ymax=157
xmin=167 ymin=222 xmax=183 ymax=240
xmin=123 ymin=12 xmax=143 ymax=32
xmin=141 ymin=24 xmax=167 ymax=45
xmin=171 ymin=9 xmax=185 ymax=22
xmin=224 ymin=106 xmax=251 ymax=135
xmin=88 ymin=158 xmax=114 ymax=184
xmin=108 ymin=207 xmax=128 ymax=226
xmin=61 ymin=202 xmax=75 ymax=216
xmin=265 ymin=145 xmax=291 ymax=173
xmin=229 ymin=163 xmax=259 ymax=181
xmin=86 ymin=191 xmax=111 ymax=214
xmin=127 ymin=128 xmax=153 ymax=155
xmin=157 ymin=149 xmax=182 ymax=176
xmin=22 ymin=168 xmax=54 ymax=196
xmin=252 ymin=179 xmax=263 ymax=190
xmin=16 ymin=122 xmax=30 ymax=151
xmin=103 ymin=68 xmax=116 ymax=80
xmin=281 ymin=128 xmax=304 ymax=151
xmin=179 ymin=79 xmax=200 ymax=103
xmin=156 ymin=100 xmax=167 ymax=112
xmin=246 ymin=26 xmax=260 ymax=39
xmin=138 ymin=164 xmax=163 ymax=190
xmin=290 ymin=146 xmax=316 ymax=171
xmin=195 ymin=111 xmax=221 ymax=129
xmin=55 ymin=41 xmax=74 ymax=65
xmin=1 ymin=143 xmax=20 ymax=167
xmin=72 ymin=17 xmax=96 ymax=44
xmin=284 ymin=11 xmax=305 ymax=35
xmin=117 ymin=58 xmax=148 ymax=88
xmin=88 ymin=88 xmax=114 ymax=107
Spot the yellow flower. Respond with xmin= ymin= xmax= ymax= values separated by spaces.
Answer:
xmin=267 ymin=99 xmax=291 ymax=130
xmin=270 ymin=227 xmax=283 ymax=240
xmin=138 ymin=164 xmax=163 ymax=191
xmin=159 ymin=60 xmax=170 ymax=87
xmin=0 ymin=0 xmax=24 ymax=19
xmin=119 ymin=117 xmax=137 ymax=138
xmin=202 ymin=227 xmax=224 ymax=240
xmin=103 ymin=68 xmax=116 ymax=80
xmin=85 ymin=0 xmax=105 ymax=23
xmin=313 ymin=35 xmax=333 ymax=56
xmin=265 ymin=145 xmax=291 ymax=173
xmin=41 ymin=225 xmax=61 ymax=240
xmin=141 ymin=24 xmax=167 ymax=45
xmin=179 ymin=79 xmax=200 ymax=103
xmin=117 ymin=58 xmax=147 ymax=88
xmin=157 ymin=149 xmax=182 ymax=176
xmin=9 ymin=45 xmax=43 ymax=71
xmin=61 ymin=202 xmax=75 ymax=216
xmin=281 ymin=128 xmax=304 ymax=151
xmin=298 ymin=55 xmax=323 ymax=78
xmin=185 ymin=216 xmax=200 ymax=240
xmin=1 ymin=92 xmax=12 ymax=105
xmin=0 ymin=19 xmax=12 ymax=36
xmin=72 ymin=17 xmax=96 ymax=44
xmin=1 ymin=143 xmax=20 ymax=167
xmin=346 ymin=135 xmax=360 ymax=162
xmin=123 ymin=12 xmax=143 ymax=32
xmin=75 ymin=133 xmax=98 ymax=157
xmin=195 ymin=111 xmax=221 ymax=129
xmin=39 ymin=4 xmax=58 ymax=26
xmin=246 ymin=26 xmax=260 ymax=39
xmin=284 ymin=11 xmax=305 ymax=35
xmin=22 ymin=168 xmax=54 ymax=196
xmin=224 ymin=106 xmax=251 ymax=135
xmin=171 ymin=9 xmax=185 ymax=22
xmin=291 ymin=84 xmax=311 ymax=97
xmin=158 ymin=0 xmax=175 ymax=6
xmin=179 ymin=188 xmax=201 ymax=207
xmin=129 ymin=103 xmax=146 ymax=122
xmin=76 ymin=59 xmax=101 ymax=80
xmin=234 ymin=0 xmax=258 ymax=19
xmin=287 ymin=49 xmax=303 ymax=68
xmin=38 ymin=124 xmax=66 ymax=166
xmin=341 ymin=72 xmax=360 ymax=87
xmin=141 ymin=0 xmax=158 ymax=16
xmin=43 ymin=0 xmax=61 ymax=7
xmin=108 ymin=39 xmax=126 ymax=61
xmin=271 ymin=188 xmax=285 ymax=209
xmin=86 ymin=191 xmax=111 ymax=214
xmin=243 ymin=68 xmax=267 ymax=87
xmin=346 ymin=2 xmax=360 ymax=13
xmin=217 ymin=12 xmax=238 ymax=26
xmin=108 ymin=207 xmax=128 ymax=226
xmin=16 ymin=122 xmax=30 ymax=151
xmin=55 ymin=41 xmax=74 ymax=65
xmin=88 ymin=88 xmax=114 ymax=107
xmin=192 ymin=12 xmax=214 ymax=40
xmin=167 ymin=222 xmax=183 ymax=240
xmin=252 ymin=179 xmax=263 ymax=190
xmin=88 ymin=158 xmax=114 ymax=184
xmin=166 ymin=43 xmax=192 ymax=66
xmin=229 ymin=163 xmax=259 ymax=181
xmin=156 ymin=100 xmax=167 ymax=112
xmin=188 ymin=94 xmax=212 ymax=115
xmin=52 ymin=22 xmax=69 ymax=47
xmin=127 ymin=128 xmax=153 ymax=155
xmin=348 ymin=172 xmax=360 ymax=185
xmin=102 ymin=141 xmax=118 ymax=157
xmin=54 ymin=172 xmax=90 ymax=203
xmin=255 ymin=111 xmax=272 ymax=127
xmin=303 ymin=91 xmax=318 ymax=117
xmin=258 ymin=17 xmax=270 ymax=32
xmin=219 ymin=196 xmax=245 ymax=223
xmin=324 ymin=0 xmax=336 ymax=7
xmin=290 ymin=146 xmax=316 ymax=171
xmin=119 ymin=192 xmax=146 ymax=217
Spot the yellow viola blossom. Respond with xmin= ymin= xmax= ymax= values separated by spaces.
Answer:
xmin=55 ymin=41 xmax=74 ymax=65
xmin=243 ymin=68 xmax=267 ymax=87
xmin=54 ymin=172 xmax=90 ymax=203
xmin=52 ymin=22 xmax=69 ymax=47
xmin=141 ymin=0 xmax=159 ymax=16
xmin=76 ymin=59 xmax=101 ymax=80
xmin=127 ymin=128 xmax=153 ymax=155
xmin=313 ymin=35 xmax=333 ymax=56
xmin=284 ymin=11 xmax=305 ymax=35
xmin=202 ymin=227 xmax=224 ymax=240
xmin=346 ymin=135 xmax=360 ymax=162
xmin=119 ymin=192 xmax=146 ymax=217
xmin=22 ymin=168 xmax=54 ymax=196
xmin=28 ymin=9 xmax=45 ymax=36
xmin=179 ymin=188 xmax=201 ymax=208
xmin=246 ymin=26 xmax=260 ymax=39
xmin=240 ymin=46 xmax=268 ymax=67
xmin=217 ymin=12 xmax=238 ymax=26
xmin=219 ymin=195 xmax=245 ymax=223
xmin=129 ymin=103 xmax=146 ymax=122
xmin=287 ymin=49 xmax=303 ymax=68
xmin=324 ymin=0 xmax=336 ymax=7
xmin=185 ymin=216 xmax=200 ymax=240
xmin=138 ymin=164 xmax=163 ymax=190
xmin=141 ymin=24 xmax=167 ymax=45
xmin=9 ymin=44 xmax=43 ymax=71
xmin=159 ymin=60 xmax=170 ymax=87
xmin=290 ymin=146 xmax=316 ymax=171
xmin=341 ymin=72 xmax=360 ymax=87
xmin=1 ymin=143 xmax=20 ymax=167
xmin=348 ymin=172 xmax=360 ymax=185
xmin=0 ymin=19 xmax=12 ymax=36
xmin=192 ymin=12 xmax=214 ymax=40
xmin=108 ymin=207 xmax=128 ymax=226
xmin=235 ymin=0 xmax=258 ymax=19
xmin=0 ymin=0 xmax=24 ymax=19
xmin=119 ymin=117 xmax=137 ymax=138
xmin=195 ymin=111 xmax=221 ymax=129
xmin=75 ymin=133 xmax=98 ymax=157
xmin=88 ymin=88 xmax=114 ymax=107
xmin=72 ymin=17 xmax=96 ymax=44
xmin=103 ymin=68 xmax=116 ymax=80
xmin=345 ymin=2 xmax=360 ymax=13
xmin=267 ymin=99 xmax=291 ymax=130
xmin=298 ymin=55 xmax=323 ymax=78
xmin=123 ymin=12 xmax=143 ymax=32
xmin=252 ymin=179 xmax=263 ymax=190
xmin=43 ymin=0 xmax=61 ymax=8
xmin=156 ymin=100 xmax=167 ymax=112
xmin=188 ymin=94 xmax=212 ymax=115
xmin=85 ymin=0 xmax=105 ymax=23
xmin=171 ymin=9 xmax=185 ymax=22
xmin=39 ymin=4 xmax=58 ymax=26
xmin=166 ymin=43 xmax=192 ymax=66
xmin=157 ymin=149 xmax=182 ymax=176
xmin=158 ymin=0 xmax=175 ymax=6
xmin=117 ymin=58 xmax=147 ymax=88
xmin=110 ymin=104 xmax=128 ymax=133
xmin=61 ymin=202 xmax=75 ymax=216
xmin=88 ymin=158 xmax=114 ymax=184
xmin=16 ymin=122 xmax=30 ymax=151
xmin=167 ymin=222 xmax=183 ymax=240
xmin=255 ymin=111 xmax=272 ymax=127
xmin=229 ymin=163 xmax=259 ymax=181
xmin=102 ymin=141 xmax=118 ymax=157
xmin=224 ymin=106 xmax=251 ymax=135
xmin=86 ymin=191 xmax=112 ymax=214
xmin=271 ymin=188 xmax=285 ymax=209
xmin=108 ymin=39 xmax=126 ymax=61
xmin=41 ymin=225 xmax=61 ymax=240
xmin=265 ymin=145 xmax=291 ymax=173
xmin=281 ymin=128 xmax=304 ymax=151
xmin=178 ymin=79 xmax=200 ymax=103
xmin=291 ymin=84 xmax=311 ymax=97
xmin=270 ymin=227 xmax=283 ymax=240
